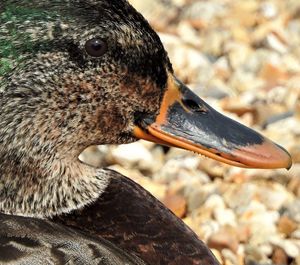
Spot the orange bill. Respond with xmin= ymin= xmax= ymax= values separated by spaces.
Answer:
xmin=134 ymin=75 xmax=292 ymax=169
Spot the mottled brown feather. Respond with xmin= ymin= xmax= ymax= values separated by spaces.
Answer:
xmin=0 ymin=212 xmax=145 ymax=265
xmin=54 ymin=170 xmax=220 ymax=265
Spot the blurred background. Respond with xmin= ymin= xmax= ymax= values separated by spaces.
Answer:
xmin=81 ymin=1 xmax=300 ymax=264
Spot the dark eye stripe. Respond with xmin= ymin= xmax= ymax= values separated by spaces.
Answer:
xmin=85 ymin=38 xmax=107 ymax=57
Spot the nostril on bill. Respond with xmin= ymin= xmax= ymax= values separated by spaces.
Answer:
xmin=182 ymin=98 xmax=206 ymax=113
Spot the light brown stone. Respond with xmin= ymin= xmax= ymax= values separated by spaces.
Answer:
xmin=163 ymin=192 xmax=187 ymax=218
xmin=207 ymin=227 xmax=239 ymax=253
xmin=259 ymin=62 xmax=288 ymax=85
xmin=277 ymin=216 xmax=298 ymax=236
xmin=272 ymin=247 xmax=288 ymax=265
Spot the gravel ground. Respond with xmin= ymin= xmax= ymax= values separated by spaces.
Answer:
xmin=81 ymin=1 xmax=300 ymax=264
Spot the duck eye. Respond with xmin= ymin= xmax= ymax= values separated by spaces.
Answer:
xmin=85 ymin=38 xmax=107 ymax=57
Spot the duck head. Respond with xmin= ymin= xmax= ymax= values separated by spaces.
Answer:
xmin=0 ymin=0 xmax=172 ymax=152
xmin=0 ymin=0 xmax=291 ymax=217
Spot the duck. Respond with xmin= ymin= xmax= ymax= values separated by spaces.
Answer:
xmin=0 ymin=0 xmax=292 ymax=264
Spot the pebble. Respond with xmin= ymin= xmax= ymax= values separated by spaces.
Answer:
xmin=269 ymin=237 xmax=300 ymax=258
xmin=213 ymin=208 xmax=237 ymax=227
xmin=185 ymin=182 xmax=218 ymax=212
xmin=110 ymin=142 xmax=161 ymax=173
xmin=277 ymin=216 xmax=298 ymax=236
xmin=207 ymin=227 xmax=239 ymax=253
xmin=163 ymin=192 xmax=187 ymax=218
xmin=272 ymin=247 xmax=289 ymax=265
xmin=282 ymin=200 xmax=300 ymax=223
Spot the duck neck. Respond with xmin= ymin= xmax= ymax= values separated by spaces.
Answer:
xmin=0 ymin=138 xmax=109 ymax=218
xmin=0 ymin=63 xmax=115 ymax=218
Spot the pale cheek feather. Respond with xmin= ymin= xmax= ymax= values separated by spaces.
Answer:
xmin=0 ymin=161 xmax=110 ymax=218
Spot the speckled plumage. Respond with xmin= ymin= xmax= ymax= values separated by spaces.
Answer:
xmin=0 ymin=1 xmax=220 ymax=264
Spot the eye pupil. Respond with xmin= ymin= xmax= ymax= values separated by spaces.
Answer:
xmin=85 ymin=38 xmax=107 ymax=57
xmin=91 ymin=40 xmax=103 ymax=50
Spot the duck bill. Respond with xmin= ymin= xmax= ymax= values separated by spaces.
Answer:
xmin=134 ymin=75 xmax=292 ymax=169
